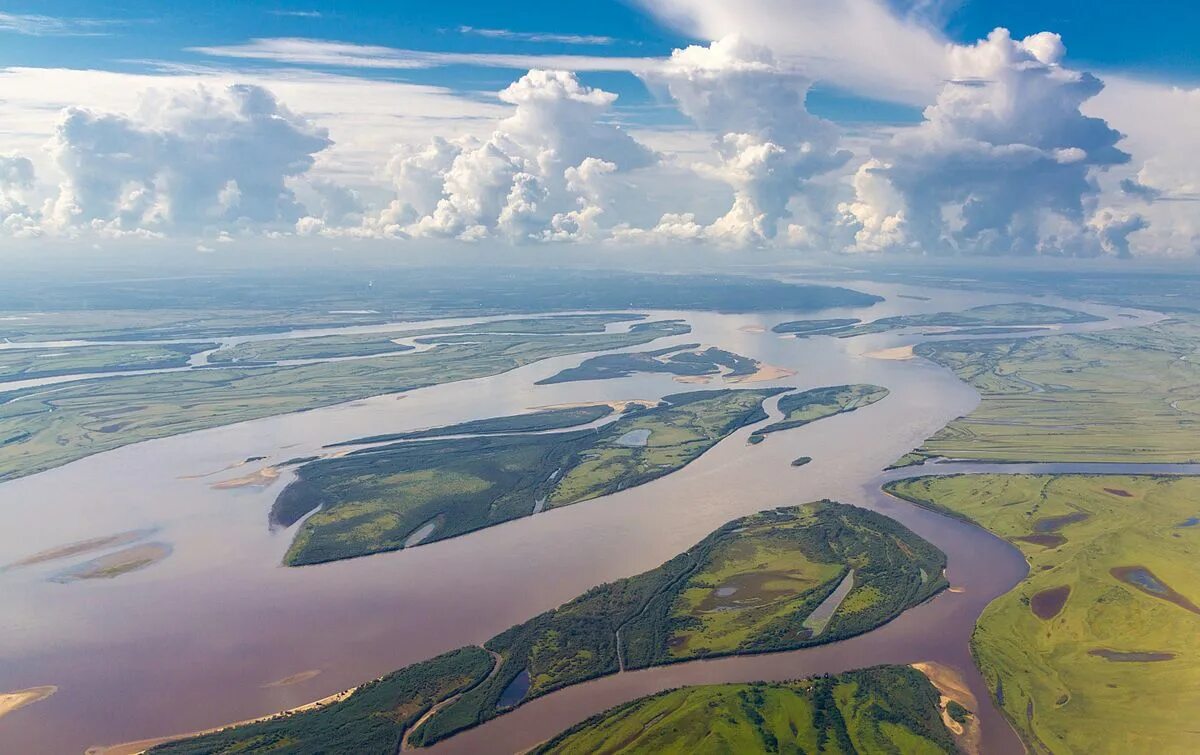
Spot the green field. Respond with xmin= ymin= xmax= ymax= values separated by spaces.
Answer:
xmin=148 ymin=647 xmax=495 ymax=755
xmin=773 ymin=303 xmax=1101 ymax=340
xmin=536 ymin=343 xmax=759 ymax=384
xmin=750 ymin=384 xmax=889 ymax=441
xmin=277 ymin=389 xmax=785 ymax=565
xmin=0 ymin=319 xmax=688 ymax=482
xmin=0 ymin=342 xmax=214 ymax=382
xmin=900 ymin=318 xmax=1200 ymax=465
xmin=207 ymin=314 xmax=645 ymax=364
xmin=329 ymin=405 xmax=616 ymax=446
xmin=886 ymin=474 xmax=1200 ymax=754
xmin=408 ymin=502 xmax=945 ymax=746
xmin=534 ymin=666 xmax=957 ymax=755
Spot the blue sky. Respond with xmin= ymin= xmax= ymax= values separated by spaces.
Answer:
xmin=3 ymin=0 xmax=1197 ymax=123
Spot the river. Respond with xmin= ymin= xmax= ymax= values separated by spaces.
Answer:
xmin=0 ymin=278 xmax=1164 ymax=753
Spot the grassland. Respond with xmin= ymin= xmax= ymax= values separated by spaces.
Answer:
xmin=408 ymin=502 xmax=945 ymax=746
xmin=0 ymin=319 xmax=688 ymax=482
xmin=148 ymin=647 xmax=495 ymax=755
xmin=750 ymin=384 xmax=889 ymax=441
xmin=328 ymin=405 xmax=615 ymax=447
xmin=536 ymin=344 xmax=759 ymax=384
xmin=901 ymin=318 xmax=1200 ymax=464
xmin=533 ymin=666 xmax=956 ymax=755
xmin=771 ymin=318 xmax=862 ymax=336
xmin=0 ymin=343 xmax=213 ymax=382
xmin=277 ymin=389 xmax=784 ymax=565
xmin=774 ymin=303 xmax=1101 ymax=340
xmin=886 ymin=474 xmax=1200 ymax=754
xmin=206 ymin=314 xmax=644 ymax=364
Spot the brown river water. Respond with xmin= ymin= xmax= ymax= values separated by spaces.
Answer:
xmin=0 ymin=279 xmax=1163 ymax=753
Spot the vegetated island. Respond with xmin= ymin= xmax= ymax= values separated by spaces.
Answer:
xmin=771 ymin=318 xmax=862 ymax=337
xmin=749 ymin=384 xmax=889 ymax=442
xmin=535 ymin=343 xmax=762 ymax=384
xmin=886 ymin=474 xmax=1200 ymax=754
xmin=534 ymin=666 xmax=959 ymax=755
xmin=326 ymin=404 xmax=616 ymax=447
xmin=151 ymin=502 xmax=947 ymax=752
xmin=0 ymin=316 xmax=690 ymax=483
xmin=774 ymin=303 xmax=1102 ymax=340
xmin=205 ymin=314 xmax=645 ymax=364
xmin=0 ymin=342 xmax=214 ymax=383
xmin=274 ymin=388 xmax=787 ymax=565
xmin=892 ymin=317 xmax=1200 ymax=466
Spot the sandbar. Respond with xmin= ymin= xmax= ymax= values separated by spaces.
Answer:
xmin=865 ymin=345 xmax=915 ymax=361
xmin=0 ymin=686 xmax=56 ymax=720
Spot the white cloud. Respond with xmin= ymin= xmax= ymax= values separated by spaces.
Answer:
xmin=838 ymin=29 xmax=1130 ymax=256
xmin=190 ymin=38 xmax=659 ymax=73
xmin=641 ymin=36 xmax=849 ymax=245
xmin=376 ymin=69 xmax=656 ymax=242
xmin=457 ymin=27 xmax=615 ymax=46
xmin=0 ymin=12 xmax=118 ymax=36
xmin=635 ymin=0 xmax=948 ymax=105
xmin=46 ymin=84 xmax=331 ymax=235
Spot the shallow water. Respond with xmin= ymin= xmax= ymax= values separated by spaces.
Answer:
xmin=0 ymin=279 xmax=1163 ymax=753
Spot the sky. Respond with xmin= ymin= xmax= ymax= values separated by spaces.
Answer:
xmin=0 ymin=0 xmax=1196 ymax=257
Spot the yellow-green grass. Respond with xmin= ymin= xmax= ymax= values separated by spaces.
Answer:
xmin=0 ymin=342 xmax=213 ymax=382
xmin=0 ymin=320 xmax=687 ymax=482
xmin=534 ymin=666 xmax=955 ymax=755
xmin=549 ymin=390 xmax=771 ymax=506
xmin=886 ymin=473 xmax=1200 ymax=754
xmin=751 ymin=383 xmax=889 ymax=439
xmin=908 ymin=319 xmax=1200 ymax=463
xmin=668 ymin=510 xmax=844 ymax=656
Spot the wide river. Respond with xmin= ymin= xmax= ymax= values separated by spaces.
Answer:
xmin=0 ymin=279 xmax=1164 ymax=753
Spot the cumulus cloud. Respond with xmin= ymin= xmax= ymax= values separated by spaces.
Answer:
xmin=47 ymin=84 xmax=331 ymax=235
xmin=635 ymin=0 xmax=948 ymax=104
xmin=642 ymin=35 xmax=849 ymax=246
xmin=0 ymin=154 xmax=41 ymax=237
xmin=839 ymin=29 xmax=1130 ymax=255
xmin=368 ymin=69 xmax=655 ymax=242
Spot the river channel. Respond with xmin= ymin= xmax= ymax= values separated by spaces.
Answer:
xmin=0 ymin=279 xmax=1165 ymax=753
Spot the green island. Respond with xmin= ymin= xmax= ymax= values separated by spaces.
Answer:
xmin=536 ymin=343 xmax=760 ymax=384
xmin=0 ymin=318 xmax=689 ymax=482
xmin=770 ymin=318 xmax=862 ymax=336
xmin=328 ymin=405 xmax=616 ymax=447
xmin=158 ymin=502 xmax=946 ymax=751
xmin=534 ymin=666 xmax=957 ymax=755
xmin=206 ymin=314 xmax=647 ymax=364
xmin=775 ymin=303 xmax=1102 ymax=340
xmin=148 ymin=647 xmax=496 ymax=755
xmin=749 ymin=384 xmax=889 ymax=441
xmin=886 ymin=474 xmax=1200 ymax=754
xmin=0 ymin=342 xmax=214 ymax=382
xmin=275 ymin=388 xmax=785 ymax=565
xmin=898 ymin=318 xmax=1200 ymax=465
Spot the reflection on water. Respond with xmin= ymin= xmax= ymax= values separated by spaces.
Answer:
xmin=0 ymin=281 xmax=1162 ymax=754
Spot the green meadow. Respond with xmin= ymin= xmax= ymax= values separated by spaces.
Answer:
xmin=902 ymin=318 xmax=1200 ymax=464
xmin=887 ymin=474 xmax=1200 ymax=754
xmin=534 ymin=666 xmax=956 ymax=755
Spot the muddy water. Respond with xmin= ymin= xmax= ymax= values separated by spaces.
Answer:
xmin=0 ymin=280 xmax=1161 ymax=753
